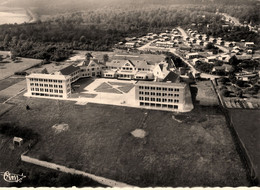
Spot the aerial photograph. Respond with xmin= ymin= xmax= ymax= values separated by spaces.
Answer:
xmin=0 ymin=0 xmax=259 ymax=188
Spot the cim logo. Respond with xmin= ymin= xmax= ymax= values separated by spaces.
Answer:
xmin=0 ymin=171 xmax=26 ymax=183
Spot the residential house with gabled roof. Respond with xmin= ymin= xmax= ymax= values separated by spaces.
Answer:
xmin=78 ymin=58 xmax=105 ymax=78
xmin=153 ymin=61 xmax=170 ymax=81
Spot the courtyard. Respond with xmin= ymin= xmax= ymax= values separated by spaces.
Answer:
xmin=0 ymin=94 xmax=250 ymax=187
xmin=70 ymin=78 xmax=137 ymax=107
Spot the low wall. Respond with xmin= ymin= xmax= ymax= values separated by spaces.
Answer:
xmin=21 ymin=153 xmax=135 ymax=187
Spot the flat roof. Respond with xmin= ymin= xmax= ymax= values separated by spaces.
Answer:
xmin=26 ymin=73 xmax=70 ymax=80
xmin=136 ymin=80 xmax=186 ymax=88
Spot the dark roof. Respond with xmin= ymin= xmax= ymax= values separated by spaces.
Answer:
xmin=59 ymin=65 xmax=80 ymax=75
xmin=162 ymin=71 xmax=180 ymax=83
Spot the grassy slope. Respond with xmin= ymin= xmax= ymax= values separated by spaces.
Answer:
xmin=0 ymin=94 xmax=249 ymax=187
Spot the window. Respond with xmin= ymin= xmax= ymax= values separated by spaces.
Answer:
xmin=53 ymin=80 xmax=57 ymax=83
xmin=156 ymin=87 xmax=161 ymax=90
xmin=54 ymin=89 xmax=58 ymax=93
xmin=175 ymin=88 xmax=180 ymax=92
xmin=151 ymin=92 xmax=156 ymax=96
xmin=50 ymin=89 xmax=53 ymax=92
xmin=44 ymin=79 xmax=48 ymax=82
xmin=49 ymin=84 xmax=53 ymax=88
xmin=174 ymin=105 xmax=178 ymax=109
xmin=31 ymin=88 xmax=34 ymax=91
xmin=140 ymin=102 xmax=144 ymax=106
xmin=168 ymin=105 xmax=173 ymax=108
xmin=40 ymin=88 xmax=44 ymax=92
xmin=35 ymin=83 xmax=39 ymax=86
xmin=54 ymin=85 xmax=58 ymax=88
xmin=156 ymin=98 xmax=161 ymax=102
xmin=162 ymin=93 xmax=167 ymax=96
xmin=39 ymin=79 xmax=43 ymax=82
xmin=45 ymin=89 xmax=48 ymax=92
xmin=156 ymin=93 xmax=161 ymax=96
xmin=40 ymin=84 xmax=43 ymax=87
xmin=162 ymin=98 xmax=167 ymax=102
xmin=49 ymin=79 xmax=53 ymax=82
xmin=145 ymin=86 xmax=149 ymax=90
xmin=59 ymin=85 xmax=63 ymax=88
xmin=139 ymin=91 xmax=144 ymax=95
xmin=30 ymin=83 xmax=34 ymax=86
xmin=59 ymin=90 xmax=63 ymax=93
xmin=139 ymin=97 xmax=144 ymax=100
xmin=145 ymin=97 xmax=149 ymax=101
xmin=163 ymin=88 xmax=167 ymax=91
xmin=168 ymin=99 xmax=173 ymax=102
xmin=151 ymin=87 xmax=155 ymax=90
xmin=168 ymin=93 xmax=173 ymax=96
xmin=151 ymin=98 xmax=155 ymax=101
xmin=174 ymin=94 xmax=179 ymax=97
xmin=145 ymin=92 xmax=149 ymax=95
xmin=44 ymin=84 xmax=48 ymax=87
xmin=168 ymin=88 xmax=173 ymax=91
xmin=35 ymin=88 xmax=39 ymax=91
xmin=174 ymin=99 xmax=179 ymax=103
xmin=139 ymin=86 xmax=144 ymax=89
xmin=34 ymin=78 xmax=38 ymax=81
xmin=58 ymin=80 xmax=62 ymax=83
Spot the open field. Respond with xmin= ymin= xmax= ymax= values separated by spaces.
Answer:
xmin=0 ymin=53 xmax=41 ymax=80
xmin=0 ymin=77 xmax=25 ymax=91
xmin=0 ymin=94 xmax=249 ymax=187
xmin=229 ymin=109 xmax=260 ymax=183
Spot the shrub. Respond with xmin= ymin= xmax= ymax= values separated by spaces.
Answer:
xmin=221 ymin=89 xmax=230 ymax=97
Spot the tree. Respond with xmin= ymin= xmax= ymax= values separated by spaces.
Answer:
xmin=41 ymin=68 xmax=49 ymax=74
xmin=229 ymin=56 xmax=240 ymax=67
xmin=221 ymin=89 xmax=230 ymax=97
xmin=103 ymin=54 xmax=109 ymax=63
xmin=79 ymin=36 xmax=87 ymax=43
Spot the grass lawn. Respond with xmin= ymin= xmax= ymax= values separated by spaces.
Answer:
xmin=94 ymin=82 xmax=123 ymax=94
xmin=0 ymin=57 xmax=41 ymax=80
xmin=0 ymin=95 xmax=250 ymax=187
xmin=228 ymin=109 xmax=260 ymax=183
xmin=0 ymin=76 xmax=25 ymax=91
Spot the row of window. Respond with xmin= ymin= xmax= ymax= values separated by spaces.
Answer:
xmin=139 ymin=97 xmax=179 ymax=103
xmin=140 ymin=102 xmax=178 ymax=109
xmin=31 ymin=88 xmax=64 ymax=94
xmin=139 ymin=91 xmax=179 ymax=97
xmin=107 ymin=67 xmax=150 ymax=71
xmin=32 ymin=93 xmax=63 ymax=98
xmin=30 ymin=83 xmax=64 ymax=88
xmin=29 ymin=78 xmax=64 ymax=83
xmin=81 ymin=68 xmax=100 ymax=72
xmin=139 ymin=86 xmax=180 ymax=92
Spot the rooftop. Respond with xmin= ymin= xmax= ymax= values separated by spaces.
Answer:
xmin=59 ymin=65 xmax=80 ymax=75
xmin=136 ymin=80 xmax=186 ymax=88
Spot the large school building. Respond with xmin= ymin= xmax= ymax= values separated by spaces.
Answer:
xmin=25 ymin=57 xmax=193 ymax=112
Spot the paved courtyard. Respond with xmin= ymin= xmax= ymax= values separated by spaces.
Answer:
xmin=71 ymin=78 xmax=137 ymax=107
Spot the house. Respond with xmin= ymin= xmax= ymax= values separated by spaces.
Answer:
xmin=195 ymin=34 xmax=202 ymax=40
xmin=125 ymin=42 xmax=136 ymax=48
xmin=190 ymin=38 xmax=197 ymax=44
xmin=171 ymin=35 xmax=182 ymax=40
xmin=202 ymin=36 xmax=209 ymax=41
xmin=153 ymin=61 xmax=170 ymax=81
xmin=217 ymin=54 xmax=231 ymax=63
xmin=212 ymin=64 xmax=233 ymax=74
xmin=192 ymin=58 xmax=202 ymax=65
xmin=134 ymin=72 xmax=154 ymax=80
xmin=186 ymin=53 xmax=200 ymax=59
xmin=206 ymin=56 xmax=217 ymax=63
xmin=224 ymin=42 xmax=233 ymax=47
xmin=196 ymin=40 xmax=204 ymax=46
xmin=235 ymin=72 xmax=258 ymax=82
xmin=155 ymin=41 xmax=174 ymax=48
xmin=135 ymin=80 xmax=192 ymax=112
xmin=78 ymin=58 xmax=104 ymax=77
xmin=185 ymin=37 xmax=190 ymax=41
xmin=245 ymin=42 xmax=255 ymax=48
xmin=209 ymin=37 xmax=217 ymax=43
xmin=216 ymin=40 xmax=224 ymax=46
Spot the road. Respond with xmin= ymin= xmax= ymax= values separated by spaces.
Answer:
xmin=177 ymin=27 xmax=188 ymax=39
xmin=137 ymin=39 xmax=157 ymax=51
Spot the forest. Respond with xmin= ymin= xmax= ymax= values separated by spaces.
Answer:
xmin=0 ymin=0 xmax=259 ymax=61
